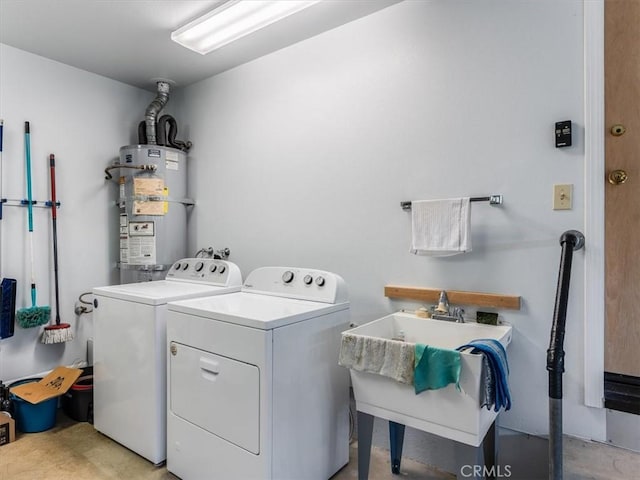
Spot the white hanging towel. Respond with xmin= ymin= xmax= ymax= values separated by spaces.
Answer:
xmin=410 ymin=197 xmax=471 ymax=256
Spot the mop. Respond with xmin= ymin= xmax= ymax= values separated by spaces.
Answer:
xmin=16 ymin=122 xmax=50 ymax=328
xmin=42 ymin=154 xmax=72 ymax=343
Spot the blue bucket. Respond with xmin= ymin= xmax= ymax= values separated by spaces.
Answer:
xmin=9 ymin=377 xmax=58 ymax=433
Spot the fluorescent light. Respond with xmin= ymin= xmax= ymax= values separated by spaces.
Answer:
xmin=171 ymin=0 xmax=321 ymax=55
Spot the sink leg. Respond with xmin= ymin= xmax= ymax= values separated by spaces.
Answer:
xmin=455 ymin=441 xmax=485 ymax=480
xmin=454 ymin=419 xmax=499 ymax=479
xmin=357 ymin=411 xmax=374 ymax=480
xmin=389 ymin=421 xmax=406 ymax=474
xmin=483 ymin=420 xmax=498 ymax=476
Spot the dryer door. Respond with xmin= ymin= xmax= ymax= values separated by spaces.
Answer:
xmin=169 ymin=342 xmax=260 ymax=454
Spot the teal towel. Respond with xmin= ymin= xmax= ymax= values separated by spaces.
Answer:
xmin=414 ymin=344 xmax=461 ymax=394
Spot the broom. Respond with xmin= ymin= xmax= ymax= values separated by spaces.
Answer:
xmin=42 ymin=154 xmax=72 ymax=343
xmin=16 ymin=121 xmax=50 ymax=328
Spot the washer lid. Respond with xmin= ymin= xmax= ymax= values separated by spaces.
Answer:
xmin=92 ymin=281 xmax=241 ymax=305
xmin=168 ymin=292 xmax=349 ymax=330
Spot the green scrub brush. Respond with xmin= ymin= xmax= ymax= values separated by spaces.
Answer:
xmin=16 ymin=122 xmax=50 ymax=328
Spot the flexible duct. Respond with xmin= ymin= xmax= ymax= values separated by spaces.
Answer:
xmin=157 ymin=114 xmax=192 ymax=152
xmin=137 ymin=121 xmax=147 ymax=145
xmin=145 ymin=81 xmax=170 ymax=145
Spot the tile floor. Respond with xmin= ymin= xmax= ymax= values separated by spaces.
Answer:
xmin=1 ymin=412 xmax=639 ymax=480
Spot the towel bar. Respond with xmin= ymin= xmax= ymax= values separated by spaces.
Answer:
xmin=400 ymin=195 xmax=503 ymax=211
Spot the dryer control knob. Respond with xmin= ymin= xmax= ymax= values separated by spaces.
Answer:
xmin=315 ymin=276 xmax=326 ymax=287
xmin=182 ymin=263 xmax=189 ymax=271
xmin=209 ymin=264 xmax=217 ymax=273
xmin=282 ymin=271 xmax=294 ymax=283
xmin=218 ymin=265 xmax=226 ymax=274
xmin=195 ymin=261 xmax=204 ymax=272
xmin=174 ymin=262 xmax=181 ymax=270
xmin=303 ymin=275 xmax=313 ymax=285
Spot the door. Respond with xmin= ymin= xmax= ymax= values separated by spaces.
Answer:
xmin=169 ymin=342 xmax=260 ymax=454
xmin=605 ymin=0 xmax=640 ymax=379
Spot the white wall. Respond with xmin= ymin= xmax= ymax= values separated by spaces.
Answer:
xmin=0 ymin=44 xmax=152 ymax=381
xmin=0 ymin=0 xmax=607 ymax=460
xmin=179 ymin=0 xmax=606 ymax=443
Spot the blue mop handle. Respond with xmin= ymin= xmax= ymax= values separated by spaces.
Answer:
xmin=25 ymin=122 xmax=36 ymax=307
xmin=25 ymin=122 xmax=34 ymax=232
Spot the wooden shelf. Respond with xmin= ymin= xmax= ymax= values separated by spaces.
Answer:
xmin=384 ymin=285 xmax=521 ymax=310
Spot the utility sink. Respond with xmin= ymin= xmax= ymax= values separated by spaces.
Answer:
xmin=345 ymin=311 xmax=512 ymax=446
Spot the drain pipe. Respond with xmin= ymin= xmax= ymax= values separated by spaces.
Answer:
xmin=145 ymin=81 xmax=170 ymax=145
xmin=547 ymin=229 xmax=585 ymax=480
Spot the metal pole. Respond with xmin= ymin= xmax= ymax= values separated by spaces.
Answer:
xmin=549 ymin=398 xmax=563 ymax=479
xmin=546 ymin=230 xmax=585 ymax=480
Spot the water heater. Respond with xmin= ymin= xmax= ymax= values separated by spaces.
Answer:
xmin=117 ymin=145 xmax=191 ymax=283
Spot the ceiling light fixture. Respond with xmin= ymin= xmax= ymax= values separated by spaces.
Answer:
xmin=171 ymin=0 xmax=321 ymax=55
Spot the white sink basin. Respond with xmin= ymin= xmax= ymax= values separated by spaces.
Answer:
xmin=345 ymin=311 xmax=512 ymax=446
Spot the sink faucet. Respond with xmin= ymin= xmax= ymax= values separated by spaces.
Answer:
xmin=435 ymin=290 xmax=450 ymax=314
xmin=452 ymin=307 xmax=465 ymax=323
xmin=431 ymin=290 xmax=465 ymax=323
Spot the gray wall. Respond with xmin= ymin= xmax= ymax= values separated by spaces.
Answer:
xmin=178 ymin=0 xmax=605 ymax=441
xmin=0 ymin=0 xmax=607 ymax=459
xmin=0 ymin=44 xmax=151 ymax=380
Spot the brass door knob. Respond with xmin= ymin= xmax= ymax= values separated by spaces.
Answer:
xmin=611 ymin=124 xmax=626 ymax=136
xmin=608 ymin=169 xmax=628 ymax=185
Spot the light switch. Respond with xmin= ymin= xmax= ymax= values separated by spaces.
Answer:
xmin=553 ymin=184 xmax=572 ymax=210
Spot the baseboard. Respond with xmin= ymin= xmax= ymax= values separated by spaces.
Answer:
xmin=604 ymin=372 xmax=640 ymax=415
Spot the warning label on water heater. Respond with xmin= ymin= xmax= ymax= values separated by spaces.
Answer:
xmin=126 ymin=221 xmax=157 ymax=265
xmin=133 ymin=178 xmax=166 ymax=215
xmin=119 ymin=214 xmax=129 ymax=263
xmin=166 ymin=150 xmax=179 ymax=171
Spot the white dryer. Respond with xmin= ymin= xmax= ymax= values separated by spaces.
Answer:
xmin=92 ymin=258 xmax=242 ymax=465
xmin=166 ymin=267 xmax=350 ymax=480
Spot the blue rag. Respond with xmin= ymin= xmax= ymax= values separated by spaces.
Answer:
xmin=414 ymin=344 xmax=461 ymax=394
xmin=456 ymin=339 xmax=511 ymax=412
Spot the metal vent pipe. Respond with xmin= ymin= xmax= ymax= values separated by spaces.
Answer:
xmin=547 ymin=229 xmax=585 ymax=480
xmin=145 ymin=81 xmax=170 ymax=145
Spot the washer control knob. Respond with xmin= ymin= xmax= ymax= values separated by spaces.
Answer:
xmin=282 ymin=271 xmax=294 ymax=283
xmin=174 ymin=262 xmax=181 ymax=270
xmin=182 ymin=263 xmax=189 ymax=270
xmin=303 ymin=275 xmax=313 ymax=285
xmin=315 ymin=276 xmax=326 ymax=287
xmin=195 ymin=261 xmax=204 ymax=272
xmin=218 ymin=265 xmax=226 ymax=274
xmin=209 ymin=264 xmax=217 ymax=273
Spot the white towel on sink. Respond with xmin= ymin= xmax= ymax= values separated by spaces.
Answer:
xmin=410 ymin=197 xmax=471 ymax=256
xmin=338 ymin=333 xmax=415 ymax=385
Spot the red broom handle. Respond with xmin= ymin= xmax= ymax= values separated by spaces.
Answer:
xmin=50 ymin=154 xmax=57 ymax=218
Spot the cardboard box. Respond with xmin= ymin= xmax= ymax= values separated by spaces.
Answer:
xmin=9 ymin=366 xmax=82 ymax=405
xmin=0 ymin=413 xmax=15 ymax=445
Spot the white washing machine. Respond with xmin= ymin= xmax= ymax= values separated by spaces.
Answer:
xmin=92 ymin=258 xmax=242 ymax=465
xmin=166 ymin=267 xmax=350 ymax=480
